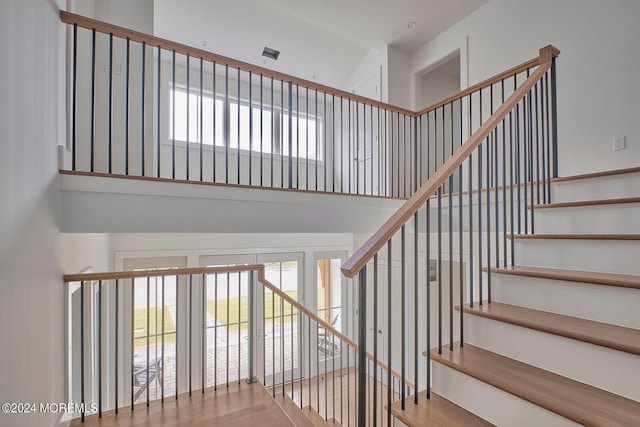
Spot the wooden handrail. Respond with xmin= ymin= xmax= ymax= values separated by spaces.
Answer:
xmin=63 ymin=264 xmax=414 ymax=389
xmin=341 ymin=45 xmax=559 ymax=278
xmin=59 ymin=11 xmax=558 ymax=124
xmin=59 ymin=11 xmax=415 ymax=117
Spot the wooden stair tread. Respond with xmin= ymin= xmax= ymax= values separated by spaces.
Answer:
xmin=510 ymin=233 xmax=640 ymax=240
xmin=273 ymin=393 xmax=315 ymax=426
xmin=431 ymin=345 xmax=640 ymax=427
xmin=302 ymin=405 xmax=337 ymax=426
xmin=490 ymin=265 xmax=640 ymax=289
xmin=464 ymin=302 xmax=640 ymax=356
xmin=390 ymin=390 xmax=494 ymax=426
xmin=536 ymin=197 xmax=640 ymax=209
xmin=552 ymin=166 xmax=640 ymax=182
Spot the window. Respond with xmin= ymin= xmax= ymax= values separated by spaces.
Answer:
xmin=169 ymin=85 xmax=323 ymax=160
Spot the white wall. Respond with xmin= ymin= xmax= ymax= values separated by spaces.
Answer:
xmin=410 ymin=0 xmax=640 ymax=176
xmin=0 ymin=1 xmax=65 ymax=426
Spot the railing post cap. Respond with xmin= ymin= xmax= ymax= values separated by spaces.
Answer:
xmin=539 ymin=45 xmax=561 ymax=64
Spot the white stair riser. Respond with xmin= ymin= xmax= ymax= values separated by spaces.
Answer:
xmin=534 ymin=204 xmax=640 ymax=233
xmin=464 ymin=315 xmax=640 ymax=401
xmin=432 ymin=361 xmax=580 ymax=427
xmin=552 ymin=173 xmax=640 ymax=203
xmin=491 ymin=274 xmax=640 ymax=329
xmin=513 ymin=238 xmax=640 ymax=275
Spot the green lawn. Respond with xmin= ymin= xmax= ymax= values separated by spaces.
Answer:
xmin=133 ymin=306 xmax=176 ymax=348
xmin=206 ymin=291 xmax=298 ymax=332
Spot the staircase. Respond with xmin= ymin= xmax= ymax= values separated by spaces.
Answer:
xmin=391 ymin=167 xmax=640 ymax=426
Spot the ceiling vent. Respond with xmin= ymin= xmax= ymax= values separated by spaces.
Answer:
xmin=262 ymin=47 xmax=280 ymax=61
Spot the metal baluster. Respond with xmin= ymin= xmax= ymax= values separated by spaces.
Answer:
xmin=281 ymin=81 xmax=284 ymax=188
xmin=401 ymin=226 xmax=406 ymax=409
xmin=131 ymin=280 xmax=135 ymax=408
xmin=238 ymin=272 xmax=242 ymax=384
xmin=249 ymin=71 xmax=253 ymax=186
xmin=413 ymin=212 xmax=419 ymax=403
xmin=156 ymin=47 xmax=161 ymax=177
xmin=487 ymin=90 xmax=493 ymax=303
xmin=146 ymin=277 xmax=150 ymax=406
xmin=237 ymin=69 xmax=241 ymax=185
xmin=478 ymin=91 xmax=484 ymax=305
xmin=225 ymin=65 xmax=229 ymax=183
xmin=226 ymin=272 xmax=230 ymax=387
xmin=449 ymin=102 xmax=454 ymax=351
xmin=341 ymin=98 xmax=344 ymax=193
xmin=161 ymin=276 xmax=165 ymax=402
xmin=115 ymin=279 xmax=119 ymax=412
xmin=202 ymin=274 xmax=206 ymax=391
xmin=175 ymin=275 xmax=179 ymax=399
xmin=348 ymin=101 xmax=352 ymax=194
xmin=260 ymin=74 xmax=263 ymax=186
xmin=199 ymin=58 xmax=203 ymax=181
xmin=71 ymin=24 xmax=77 ymax=170
xmin=171 ymin=50 xmax=175 ymax=179
xmin=545 ymin=71 xmax=552 ymax=202
xmin=98 ymin=280 xmax=102 ymax=417
xmin=515 ymin=76 xmax=522 ymax=235
xmin=458 ymin=99 xmax=464 ymax=347
xmin=502 ymin=82 xmax=508 ymax=268
xmin=387 ymin=240 xmax=392 ymax=424
xmin=141 ymin=42 xmax=146 ymax=176
xmin=214 ymin=274 xmax=218 ymax=389
xmin=186 ymin=54 xmax=190 ymax=180
xmin=373 ymin=254 xmax=379 ymax=423
xmin=288 ymin=82 xmax=293 ymax=188
xmin=108 ymin=34 xmax=113 ymax=174
xmin=90 ymin=29 xmax=96 ymax=173
xmin=80 ymin=281 xmax=85 ymax=421
xmin=468 ymin=94 xmax=474 ymax=308
xmin=213 ymin=62 xmax=217 ymax=182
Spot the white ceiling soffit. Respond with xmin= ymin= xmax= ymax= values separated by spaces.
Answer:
xmin=153 ymin=0 xmax=487 ymax=89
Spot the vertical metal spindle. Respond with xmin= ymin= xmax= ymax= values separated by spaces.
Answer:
xmin=306 ymin=87 xmax=310 ymax=190
xmin=161 ymin=276 xmax=165 ymax=402
xmin=468 ymin=95 xmax=474 ymax=308
xmin=249 ymin=71 xmax=253 ymax=186
xmin=478 ymin=139 xmax=483 ymax=305
xmin=358 ymin=267 xmax=367 ymax=427
xmin=213 ymin=62 xmax=217 ymax=182
xmin=141 ymin=42 xmax=146 ymax=176
xmin=515 ymin=76 xmax=522 ymax=235
xmin=238 ymin=272 xmax=241 ymax=384
xmin=189 ymin=275 xmax=193 ymax=395
xmin=71 ymin=24 xmax=77 ymax=170
xmin=80 ymin=281 xmax=85 ymax=422
xmin=373 ymin=254 xmax=379 ymax=424
xmin=226 ymin=272 xmax=230 ymax=387
xmin=224 ymin=65 xmax=229 ymax=183
xmin=348 ymin=101 xmax=352 ymax=194
xmin=270 ymin=78 xmax=274 ymax=186
xmin=387 ymin=240 xmax=393 ymax=424
xmin=156 ymin=46 xmax=161 ymax=178
xmin=288 ymin=82 xmax=293 ymax=188
xmin=502 ymin=82 xmax=508 ymax=268
xmin=340 ymin=98 xmax=344 ymax=193
xmin=202 ymin=274 xmax=206 ymax=391
xmin=115 ymin=279 xmax=119 ymax=413
xmin=146 ymin=277 xmax=150 ymax=406
xmin=448 ymin=103 xmax=454 ymax=352
xmin=426 ymin=199 xmax=432 ymax=398
xmin=214 ymin=274 xmax=218 ymax=389
xmin=248 ymin=271 xmax=254 ymax=383
xmin=199 ymin=58 xmax=204 ymax=181
xmin=544 ymin=71 xmax=552 ymax=202
xmin=413 ymin=213 xmax=419 ymax=404
xmin=401 ymin=226 xmax=407 ymax=409
xmin=550 ymin=58 xmax=559 ymax=179
xmin=171 ymin=50 xmax=175 ymax=179
xmin=296 ymin=85 xmax=300 ymax=189
xmin=98 ymin=280 xmax=102 ymax=417
xmin=260 ymin=74 xmax=264 ymax=186
xmin=237 ymin=68 xmax=241 ymax=185
xmin=535 ymin=81 xmax=541 ymax=205
xmin=108 ymin=34 xmax=113 ymax=174
xmin=458 ymin=99 xmax=464 ymax=348
xmin=90 ymin=29 xmax=96 ymax=173
xmin=176 ymin=274 xmax=179 ymax=399
xmin=371 ymin=106 xmax=375 ymax=196
xmin=131 ymin=280 xmax=135 ymax=408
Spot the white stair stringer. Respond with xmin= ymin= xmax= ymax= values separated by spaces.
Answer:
xmin=534 ymin=202 xmax=640 ymax=234
xmin=513 ymin=237 xmax=640 ymax=275
xmin=491 ymin=273 xmax=640 ymax=329
xmin=431 ymin=361 xmax=581 ymax=427
xmin=463 ymin=314 xmax=640 ymax=401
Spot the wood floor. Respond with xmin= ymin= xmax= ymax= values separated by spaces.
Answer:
xmin=70 ymin=381 xmax=294 ymax=427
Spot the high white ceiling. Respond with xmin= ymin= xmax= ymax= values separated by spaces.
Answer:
xmin=252 ymin=0 xmax=488 ymax=52
xmin=153 ymin=0 xmax=488 ymax=89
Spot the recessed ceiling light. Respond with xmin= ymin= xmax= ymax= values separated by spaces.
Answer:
xmin=408 ymin=21 xmax=417 ymax=29
xmin=201 ymin=40 xmax=207 ymax=47
xmin=262 ymin=47 xmax=280 ymax=61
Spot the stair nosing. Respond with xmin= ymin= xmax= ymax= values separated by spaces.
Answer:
xmin=463 ymin=301 xmax=640 ymax=356
xmin=535 ymin=197 xmax=640 ymax=209
xmin=510 ymin=233 xmax=640 ymax=240
xmin=552 ymin=166 xmax=640 ymax=183
xmin=488 ymin=265 xmax=640 ymax=290
xmin=431 ymin=344 xmax=640 ymax=427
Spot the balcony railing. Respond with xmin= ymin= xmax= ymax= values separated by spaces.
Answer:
xmin=63 ymin=264 xmax=414 ymax=425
